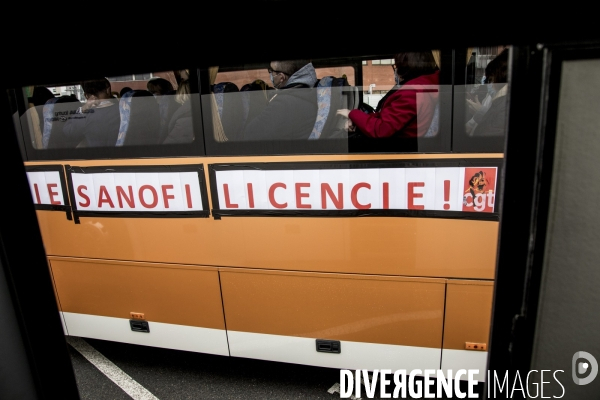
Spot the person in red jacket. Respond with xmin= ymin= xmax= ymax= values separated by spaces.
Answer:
xmin=337 ymin=51 xmax=439 ymax=139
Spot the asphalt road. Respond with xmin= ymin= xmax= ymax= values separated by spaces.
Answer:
xmin=66 ymin=337 xmax=484 ymax=400
xmin=67 ymin=336 xmax=348 ymax=400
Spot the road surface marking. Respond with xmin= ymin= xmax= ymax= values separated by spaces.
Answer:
xmin=67 ymin=336 xmax=159 ymax=400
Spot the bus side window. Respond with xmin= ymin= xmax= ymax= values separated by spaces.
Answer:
xmin=12 ymin=70 xmax=205 ymax=161
xmin=453 ymin=46 xmax=510 ymax=153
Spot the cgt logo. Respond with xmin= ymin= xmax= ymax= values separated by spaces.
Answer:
xmin=572 ymin=351 xmax=598 ymax=385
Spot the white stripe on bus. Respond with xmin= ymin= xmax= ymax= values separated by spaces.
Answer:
xmin=62 ymin=312 xmax=229 ymax=356
xmin=227 ymin=330 xmax=441 ymax=371
xmin=441 ymin=348 xmax=488 ymax=381
xmin=63 ymin=312 xmax=487 ymax=377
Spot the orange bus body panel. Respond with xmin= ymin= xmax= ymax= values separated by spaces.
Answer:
xmin=443 ymin=280 xmax=494 ymax=351
xmin=37 ymin=210 xmax=497 ymax=279
xmin=49 ymin=257 xmax=225 ymax=330
xmin=219 ymin=268 xmax=446 ymax=348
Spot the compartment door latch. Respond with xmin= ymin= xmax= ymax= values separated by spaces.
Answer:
xmin=130 ymin=320 xmax=150 ymax=333
xmin=316 ymin=339 xmax=341 ymax=353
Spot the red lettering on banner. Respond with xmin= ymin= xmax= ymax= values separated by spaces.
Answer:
xmin=98 ymin=186 xmax=115 ymax=208
xmin=321 ymin=183 xmax=343 ymax=209
xmin=139 ymin=185 xmax=158 ymax=208
xmin=47 ymin=183 xmax=61 ymax=205
xmin=269 ymin=183 xmax=287 ymax=209
xmin=408 ymin=182 xmax=425 ymax=210
xmin=247 ymin=183 xmax=255 ymax=208
xmin=351 ymin=183 xmax=371 ymax=209
xmin=185 ymin=184 xmax=192 ymax=208
xmin=33 ymin=183 xmax=41 ymax=204
xmin=77 ymin=185 xmax=90 ymax=207
xmin=223 ymin=184 xmax=238 ymax=208
xmin=443 ymin=180 xmax=450 ymax=210
xmin=295 ymin=183 xmax=311 ymax=209
xmin=162 ymin=185 xmax=175 ymax=208
xmin=382 ymin=182 xmax=389 ymax=209
xmin=116 ymin=186 xmax=135 ymax=208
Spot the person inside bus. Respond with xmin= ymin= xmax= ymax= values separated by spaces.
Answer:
xmin=336 ymin=52 xmax=439 ymax=139
xmin=43 ymin=94 xmax=84 ymax=149
xmin=470 ymin=48 xmax=509 ymax=137
xmin=239 ymin=79 xmax=275 ymax=132
xmin=28 ymin=86 xmax=55 ymax=109
xmin=163 ymin=79 xmax=193 ymax=144
xmin=62 ymin=77 xmax=120 ymax=147
xmin=147 ymin=77 xmax=174 ymax=97
xmin=465 ymin=77 xmax=492 ymax=135
xmin=147 ymin=77 xmax=180 ymax=142
xmin=465 ymin=48 xmax=509 ymax=135
xmin=241 ymin=59 xmax=318 ymax=141
xmin=120 ymin=86 xmax=133 ymax=97
xmin=174 ymin=69 xmax=190 ymax=86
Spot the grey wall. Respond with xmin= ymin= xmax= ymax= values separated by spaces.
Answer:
xmin=531 ymin=58 xmax=600 ymax=398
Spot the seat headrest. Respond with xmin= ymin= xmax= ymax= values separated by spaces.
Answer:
xmin=308 ymin=77 xmax=335 ymax=140
xmin=317 ymin=76 xmax=334 ymax=88
xmin=41 ymin=98 xmax=61 ymax=148
xmin=116 ymin=90 xmax=157 ymax=146
xmin=213 ymin=82 xmax=239 ymax=94
xmin=42 ymin=96 xmax=81 ymax=149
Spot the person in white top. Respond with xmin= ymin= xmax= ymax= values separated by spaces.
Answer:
xmin=465 ymin=48 xmax=509 ymax=136
xmin=465 ymin=76 xmax=495 ymax=135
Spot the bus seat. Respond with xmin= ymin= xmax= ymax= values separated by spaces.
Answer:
xmin=416 ymin=89 xmax=440 ymax=138
xmin=43 ymin=95 xmax=82 ymax=149
xmin=238 ymin=80 xmax=273 ymax=139
xmin=423 ymin=102 xmax=440 ymax=137
xmin=116 ymin=90 xmax=160 ymax=146
xmin=213 ymin=82 xmax=244 ymax=141
xmin=310 ymin=76 xmax=357 ymax=139
xmin=41 ymin=98 xmax=58 ymax=148
xmin=213 ymin=82 xmax=238 ymax=117
xmin=240 ymin=85 xmax=251 ymax=123
xmin=157 ymin=90 xmax=181 ymax=144
xmin=308 ymin=76 xmax=333 ymax=139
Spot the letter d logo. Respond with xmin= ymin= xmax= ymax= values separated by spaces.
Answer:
xmin=572 ymin=351 xmax=598 ymax=385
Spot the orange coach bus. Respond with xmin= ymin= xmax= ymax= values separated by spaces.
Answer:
xmin=8 ymin=45 xmax=508 ymax=382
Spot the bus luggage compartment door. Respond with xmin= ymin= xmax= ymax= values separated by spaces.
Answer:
xmin=49 ymin=257 xmax=229 ymax=356
xmin=220 ymin=268 xmax=445 ymax=371
xmin=441 ymin=279 xmax=493 ymax=382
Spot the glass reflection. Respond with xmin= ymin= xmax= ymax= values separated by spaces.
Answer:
xmin=20 ymin=71 xmax=195 ymax=150
xmin=14 ymin=48 xmax=511 ymax=155
xmin=464 ymin=47 xmax=509 ymax=138
xmin=204 ymin=52 xmax=441 ymax=147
